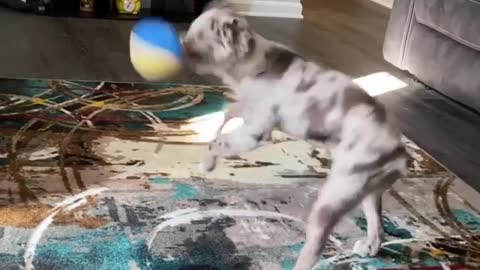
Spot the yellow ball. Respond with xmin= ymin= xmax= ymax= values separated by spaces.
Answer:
xmin=129 ymin=18 xmax=183 ymax=81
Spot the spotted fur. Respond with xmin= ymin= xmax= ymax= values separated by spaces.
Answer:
xmin=183 ymin=3 xmax=408 ymax=270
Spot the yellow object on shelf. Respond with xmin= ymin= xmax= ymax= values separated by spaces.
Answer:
xmin=80 ymin=0 xmax=94 ymax=13
xmin=116 ymin=0 xmax=141 ymax=15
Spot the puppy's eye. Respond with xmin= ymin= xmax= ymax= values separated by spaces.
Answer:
xmin=232 ymin=19 xmax=238 ymax=26
xmin=198 ymin=31 xmax=205 ymax=40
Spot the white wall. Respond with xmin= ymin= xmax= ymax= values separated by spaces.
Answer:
xmin=141 ymin=0 xmax=303 ymax=18
xmin=227 ymin=0 xmax=303 ymax=18
xmin=369 ymin=0 xmax=394 ymax=8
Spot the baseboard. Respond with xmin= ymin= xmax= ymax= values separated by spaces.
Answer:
xmin=368 ymin=0 xmax=394 ymax=8
xmin=227 ymin=0 xmax=303 ymax=19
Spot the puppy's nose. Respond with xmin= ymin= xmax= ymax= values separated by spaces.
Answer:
xmin=183 ymin=41 xmax=193 ymax=55
xmin=183 ymin=42 xmax=202 ymax=60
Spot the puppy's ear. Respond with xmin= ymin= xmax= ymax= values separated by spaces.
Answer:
xmin=221 ymin=17 xmax=256 ymax=58
xmin=203 ymin=0 xmax=234 ymax=12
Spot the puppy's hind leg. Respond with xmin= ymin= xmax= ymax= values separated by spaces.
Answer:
xmin=353 ymin=191 xmax=383 ymax=257
xmin=293 ymin=165 xmax=372 ymax=270
xmin=353 ymin=168 xmax=404 ymax=257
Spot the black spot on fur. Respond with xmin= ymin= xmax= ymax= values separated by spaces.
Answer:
xmin=257 ymin=46 xmax=299 ymax=78
xmin=212 ymin=17 xmax=253 ymax=60
xmin=222 ymin=20 xmax=242 ymax=49
xmin=342 ymin=85 xmax=386 ymax=123
xmin=327 ymin=73 xmax=338 ymax=82
xmin=272 ymin=105 xmax=280 ymax=117
xmin=296 ymin=76 xmax=317 ymax=92
xmin=307 ymin=126 xmax=341 ymax=145
xmin=246 ymin=37 xmax=256 ymax=56
xmin=210 ymin=20 xmax=215 ymax=31
xmin=305 ymin=130 xmax=331 ymax=142
xmin=271 ymin=104 xmax=282 ymax=128
xmin=222 ymin=22 xmax=233 ymax=38
xmin=304 ymin=95 xmax=340 ymax=143
xmin=231 ymin=27 xmax=240 ymax=46
xmin=350 ymin=145 xmax=407 ymax=173
xmin=253 ymin=133 xmax=263 ymax=142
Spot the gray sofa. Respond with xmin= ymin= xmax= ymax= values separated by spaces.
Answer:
xmin=383 ymin=0 xmax=480 ymax=112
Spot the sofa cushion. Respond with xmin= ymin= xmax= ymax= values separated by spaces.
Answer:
xmin=404 ymin=21 xmax=480 ymax=112
xmin=383 ymin=0 xmax=480 ymax=112
xmin=414 ymin=0 xmax=480 ymax=52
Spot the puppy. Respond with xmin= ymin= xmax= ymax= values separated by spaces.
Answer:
xmin=183 ymin=2 xmax=408 ymax=269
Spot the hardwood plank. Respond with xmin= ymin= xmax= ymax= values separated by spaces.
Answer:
xmin=300 ymin=0 xmax=396 ymax=77
xmin=379 ymin=85 xmax=480 ymax=191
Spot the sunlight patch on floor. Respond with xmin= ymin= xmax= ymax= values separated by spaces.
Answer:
xmin=353 ymin=72 xmax=407 ymax=96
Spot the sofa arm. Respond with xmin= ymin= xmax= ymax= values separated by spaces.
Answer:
xmin=382 ymin=0 xmax=415 ymax=69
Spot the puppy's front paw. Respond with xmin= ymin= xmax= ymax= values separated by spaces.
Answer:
xmin=199 ymin=156 xmax=217 ymax=173
xmin=353 ymin=238 xmax=381 ymax=257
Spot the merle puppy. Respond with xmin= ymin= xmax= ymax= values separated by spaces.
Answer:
xmin=182 ymin=2 xmax=408 ymax=269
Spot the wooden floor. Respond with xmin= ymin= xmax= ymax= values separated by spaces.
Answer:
xmin=0 ymin=0 xmax=479 ymax=191
xmin=301 ymin=0 xmax=396 ymax=77
xmin=378 ymin=85 xmax=480 ymax=192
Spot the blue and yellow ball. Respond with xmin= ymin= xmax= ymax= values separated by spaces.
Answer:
xmin=130 ymin=18 xmax=183 ymax=81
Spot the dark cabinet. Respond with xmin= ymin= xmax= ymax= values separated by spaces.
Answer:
xmin=0 ymin=0 xmax=213 ymax=21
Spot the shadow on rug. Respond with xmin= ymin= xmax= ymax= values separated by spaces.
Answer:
xmin=0 ymin=79 xmax=478 ymax=270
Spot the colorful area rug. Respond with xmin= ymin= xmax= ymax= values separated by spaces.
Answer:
xmin=0 ymin=79 xmax=479 ymax=270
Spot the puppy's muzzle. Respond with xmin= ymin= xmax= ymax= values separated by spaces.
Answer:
xmin=182 ymin=41 xmax=203 ymax=63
